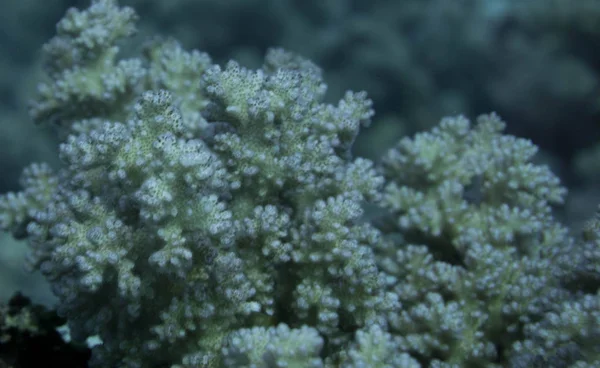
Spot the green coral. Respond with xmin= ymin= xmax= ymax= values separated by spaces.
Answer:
xmin=0 ymin=1 xmax=599 ymax=367
xmin=1 ymin=1 xmax=396 ymax=366
xmin=376 ymin=113 xmax=576 ymax=366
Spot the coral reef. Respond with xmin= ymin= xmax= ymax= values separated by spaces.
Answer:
xmin=0 ymin=1 xmax=598 ymax=367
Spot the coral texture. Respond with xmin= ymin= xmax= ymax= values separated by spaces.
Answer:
xmin=0 ymin=1 xmax=598 ymax=367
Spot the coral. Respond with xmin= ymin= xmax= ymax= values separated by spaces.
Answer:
xmin=0 ymin=1 xmax=599 ymax=367
xmin=376 ymin=113 xmax=581 ymax=365
xmin=509 ymin=291 xmax=600 ymax=367
xmin=1 ymin=1 xmax=395 ymax=366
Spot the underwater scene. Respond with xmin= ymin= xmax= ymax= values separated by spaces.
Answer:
xmin=0 ymin=0 xmax=599 ymax=367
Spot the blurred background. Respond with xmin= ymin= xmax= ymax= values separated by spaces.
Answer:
xmin=1 ymin=0 xmax=599 ymax=306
